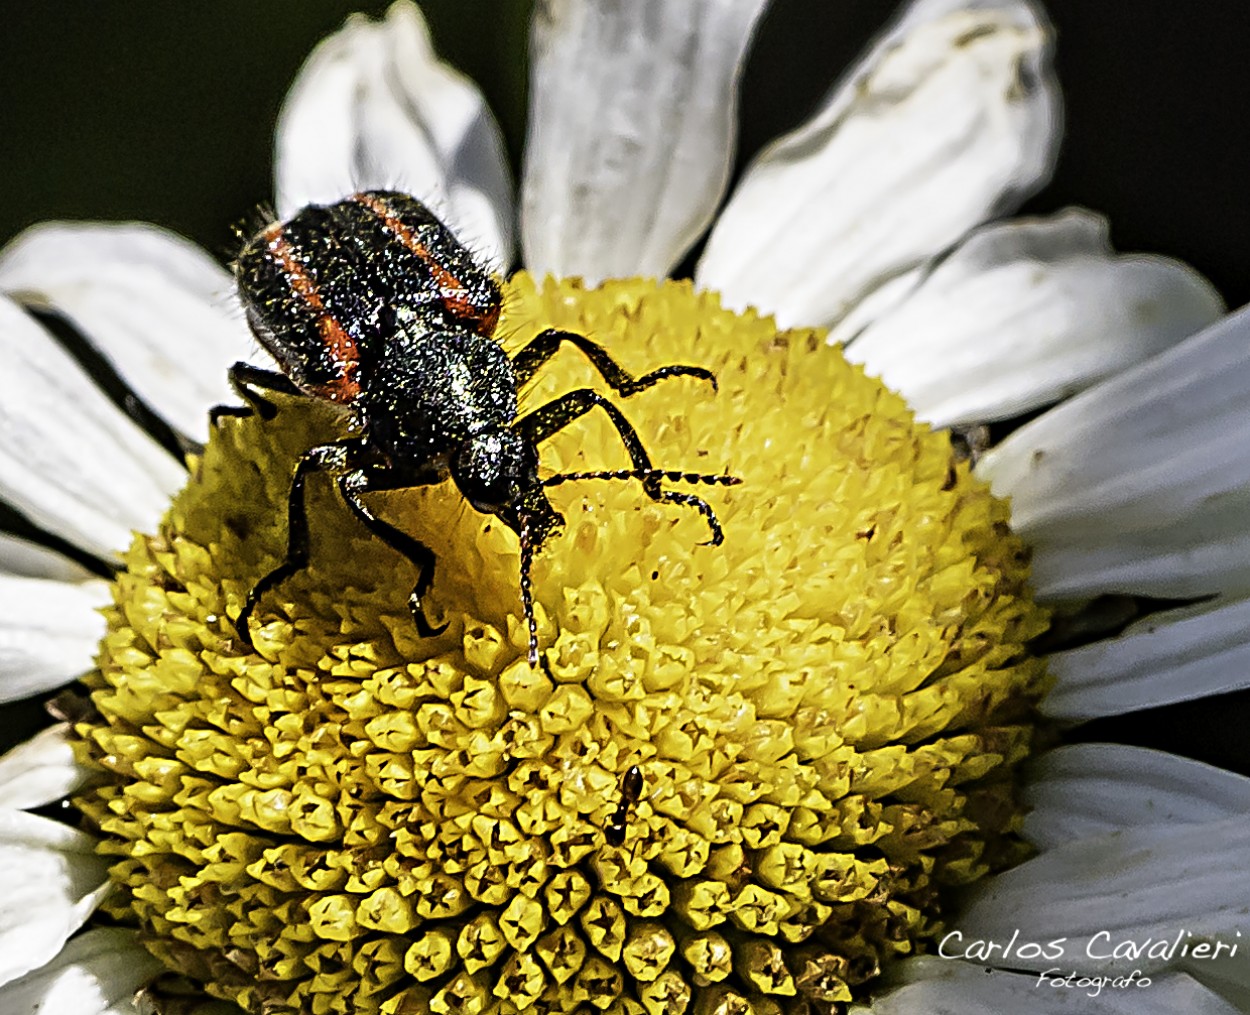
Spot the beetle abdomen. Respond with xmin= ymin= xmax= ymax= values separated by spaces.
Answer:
xmin=235 ymin=191 xmax=503 ymax=406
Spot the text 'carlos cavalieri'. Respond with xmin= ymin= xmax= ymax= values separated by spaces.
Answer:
xmin=939 ymin=927 xmax=1240 ymax=965
xmin=938 ymin=928 xmax=1241 ymax=997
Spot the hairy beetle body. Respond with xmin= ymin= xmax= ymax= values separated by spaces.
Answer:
xmin=224 ymin=190 xmax=738 ymax=664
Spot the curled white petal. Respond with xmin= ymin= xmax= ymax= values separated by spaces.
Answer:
xmin=0 ymin=297 xmax=184 ymax=561
xmin=0 ymin=575 xmax=109 ymax=704
xmin=0 ymin=533 xmax=92 ymax=581
xmin=0 ymin=810 xmax=112 ymax=987
xmin=0 ymin=927 xmax=165 ymax=1015
xmin=1023 ymin=743 xmax=1250 ymax=849
xmin=978 ymin=305 xmax=1250 ymax=600
xmin=1044 ymin=596 xmax=1250 ymax=720
xmin=850 ymin=956 xmax=1241 ymax=1014
xmin=522 ymin=0 xmax=769 ymax=282
xmin=0 ymin=725 xmax=89 ymax=811
xmin=846 ymin=210 xmax=1223 ymax=427
xmin=276 ymin=0 xmax=513 ymax=267
xmin=0 ymin=222 xmax=255 ymax=439
xmin=956 ymin=815 xmax=1249 ymax=976
xmin=699 ymin=0 xmax=1060 ymax=329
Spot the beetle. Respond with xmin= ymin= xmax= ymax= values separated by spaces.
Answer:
xmin=222 ymin=190 xmax=738 ymax=664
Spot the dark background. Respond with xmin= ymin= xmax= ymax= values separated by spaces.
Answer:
xmin=4 ymin=1 xmax=1249 ymax=306
xmin=2 ymin=1 xmax=1248 ymax=772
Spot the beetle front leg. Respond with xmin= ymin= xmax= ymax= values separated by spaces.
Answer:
xmin=233 ymin=439 xmax=359 ymax=649
xmin=510 ymin=329 xmax=717 ymax=395
xmin=517 ymin=388 xmax=728 ymax=546
xmin=336 ymin=469 xmax=448 ymax=638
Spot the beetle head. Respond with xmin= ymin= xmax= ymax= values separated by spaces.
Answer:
xmin=451 ymin=428 xmax=563 ymax=666
xmin=451 ymin=429 xmax=563 ymax=545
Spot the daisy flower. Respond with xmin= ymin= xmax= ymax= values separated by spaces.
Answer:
xmin=0 ymin=1 xmax=1246 ymax=1013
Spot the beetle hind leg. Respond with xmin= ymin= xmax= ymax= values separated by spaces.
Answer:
xmin=211 ymin=360 xmax=303 ymax=425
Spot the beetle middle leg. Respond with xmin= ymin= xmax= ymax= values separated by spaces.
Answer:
xmin=511 ymin=329 xmax=717 ymax=395
xmin=233 ymin=437 xmax=445 ymax=649
xmin=516 ymin=388 xmax=730 ymax=545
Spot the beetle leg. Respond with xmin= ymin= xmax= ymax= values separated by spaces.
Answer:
xmin=234 ymin=439 xmax=358 ymax=648
xmin=211 ymin=360 xmax=304 ymax=425
xmin=516 ymin=388 xmax=728 ymax=546
xmin=510 ymin=329 xmax=717 ymax=395
xmin=234 ymin=439 xmax=448 ymax=648
xmin=336 ymin=468 xmax=448 ymax=638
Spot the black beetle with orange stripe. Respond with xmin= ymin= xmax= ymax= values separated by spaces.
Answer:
xmin=222 ymin=190 xmax=739 ymax=666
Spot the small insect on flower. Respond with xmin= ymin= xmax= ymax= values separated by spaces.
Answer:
xmin=222 ymin=190 xmax=739 ymax=664
xmin=604 ymin=764 xmax=645 ymax=848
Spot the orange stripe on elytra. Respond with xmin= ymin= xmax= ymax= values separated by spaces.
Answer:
xmin=353 ymin=192 xmax=497 ymax=333
xmin=264 ymin=223 xmax=361 ymax=402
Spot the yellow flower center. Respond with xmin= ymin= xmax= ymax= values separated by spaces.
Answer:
xmin=74 ymin=275 xmax=1048 ymax=1014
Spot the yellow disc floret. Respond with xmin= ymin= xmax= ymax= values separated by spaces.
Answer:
xmin=74 ymin=275 xmax=1048 ymax=1014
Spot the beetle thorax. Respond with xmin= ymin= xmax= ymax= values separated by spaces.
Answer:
xmin=360 ymin=326 xmax=518 ymax=463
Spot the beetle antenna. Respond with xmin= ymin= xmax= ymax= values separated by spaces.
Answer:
xmin=544 ymin=468 xmax=740 ymax=489
xmin=520 ymin=516 xmax=539 ymax=666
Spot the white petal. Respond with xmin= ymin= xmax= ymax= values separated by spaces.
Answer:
xmin=825 ymin=265 xmax=927 ymax=348
xmin=1044 ymin=597 xmax=1250 ymax=721
xmin=698 ymin=0 xmax=1060 ymax=329
xmin=0 ymin=533 xmax=92 ymax=581
xmin=276 ymin=1 xmax=514 ymax=267
xmin=846 ymin=210 xmax=1223 ymax=427
xmin=0 ymin=725 xmax=89 ymax=810
xmin=0 ymin=297 xmax=185 ymax=561
xmin=850 ymin=957 xmax=1241 ymax=1014
xmin=0 ymin=222 xmax=256 ymax=439
xmin=521 ymin=0 xmax=769 ymax=282
xmin=1 ymin=927 xmax=163 ymax=1015
xmin=0 ymin=575 xmax=109 ymax=704
xmin=0 ymin=810 xmax=112 ymax=986
xmin=1023 ymin=743 xmax=1250 ymax=849
xmin=978 ymin=306 xmax=1250 ymax=600
xmin=956 ymin=815 xmax=1248 ymax=976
